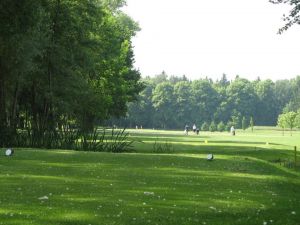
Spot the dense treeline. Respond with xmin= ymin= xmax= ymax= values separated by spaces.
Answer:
xmin=112 ymin=72 xmax=300 ymax=130
xmin=0 ymin=0 xmax=142 ymax=147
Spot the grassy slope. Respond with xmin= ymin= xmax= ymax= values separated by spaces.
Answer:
xmin=0 ymin=128 xmax=300 ymax=225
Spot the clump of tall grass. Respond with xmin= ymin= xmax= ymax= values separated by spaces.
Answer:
xmin=11 ymin=127 xmax=133 ymax=153
xmin=152 ymin=139 xmax=174 ymax=153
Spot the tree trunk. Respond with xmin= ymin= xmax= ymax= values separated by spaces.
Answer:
xmin=10 ymin=79 xmax=20 ymax=130
xmin=0 ymin=57 xmax=9 ymax=146
xmin=43 ymin=0 xmax=61 ymax=133
xmin=0 ymin=57 xmax=6 ymax=128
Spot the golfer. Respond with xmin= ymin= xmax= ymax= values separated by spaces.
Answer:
xmin=192 ymin=124 xmax=196 ymax=133
xmin=230 ymin=126 xmax=235 ymax=136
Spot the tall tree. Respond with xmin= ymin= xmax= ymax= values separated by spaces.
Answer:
xmin=174 ymin=81 xmax=192 ymax=127
xmin=254 ymin=80 xmax=278 ymax=125
xmin=0 ymin=0 xmax=142 ymax=147
xmin=226 ymin=78 xmax=257 ymax=123
xmin=0 ymin=0 xmax=45 ymax=145
xmin=191 ymin=79 xmax=219 ymax=124
xmin=152 ymin=82 xmax=175 ymax=129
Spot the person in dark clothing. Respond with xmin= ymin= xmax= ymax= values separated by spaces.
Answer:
xmin=184 ymin=124 xmax=189 ymax=135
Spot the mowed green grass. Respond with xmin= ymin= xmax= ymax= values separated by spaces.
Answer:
xmin=0 ymin=128 xmax=300 ymax=225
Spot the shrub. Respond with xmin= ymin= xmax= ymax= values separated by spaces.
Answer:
xmin=209 ymin=121 xmax=217 ymax=132
xmin=201 ymin=122 xmax=209 ymax=131
xmin=217 ymin=121 xmax=225 ymax=132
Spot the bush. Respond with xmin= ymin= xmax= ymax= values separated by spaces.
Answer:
xmin=201 ymin=122 xmax=209 ymax=131
xmin=209 ymin=121 xmax=217 ymax=132
xmin=217 ymin=121 xmax=225 ymax=132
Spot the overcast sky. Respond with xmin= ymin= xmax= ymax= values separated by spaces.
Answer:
xmin=122 ymin=0 xmax=300 ymax=81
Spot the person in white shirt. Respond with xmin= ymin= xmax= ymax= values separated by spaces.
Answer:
xmin=230 ymin=126 xmax=235 ymax=136
xmin=192 ymin=124 xmax=196 ymax=133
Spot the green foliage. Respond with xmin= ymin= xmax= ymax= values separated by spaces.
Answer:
xmin=191 ymin=79 xmax=219 ymax=124
xmin=277 ymin=114 xmax=286 ymax=129
xmin=11 ymin=127 xmax=133 ymax=153
xmin=242 ymin=117 xmax=247 ymax=130
xmin=201 ymin=122 xmax=209 ymax=131
xmin=77 ymin=128 xmax=134 ymax=153
xmin=277 ymin=111 xmax=299 ymax=136
xmin=254 ymin=80 xmax=278 ymax=125
xmin=209 ymin=121 xmax=217 ymax=132
xmin=78 ymin=128 xmax=106 ymax=152
xmin=117 ymin=74 xmax=300 ymax=130
xmin=231 ymin=113 xmax=241 ymax=129
xmin=297 ymin=109 xmax=300 ymax=128
xmin=104 ymin=128 xmax=134 ymax=153
xmin=174 ymin=81 xmax=192 ymax=127
xmin=284 ymin=112 xmax=298 ymax=135
xmin=217 ymin=121 xmax=225 ymax=132
xmin=270 ymin=0 xmax=300 ymax=33
xmin=152 ymin=82 xmax=175 ymax=129
xmin=226 ymin=121 xmax=234 ymax=132
xmin=152 ymin=140 xmax=174 ymax=153
xmin=250 ymin=117 xmax=254 ymax=132
xmin=0 ymin=0 xmax=142 ymax=148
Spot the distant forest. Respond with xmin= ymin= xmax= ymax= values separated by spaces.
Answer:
xmin=112 ymin=72 xmax=300 ymax=130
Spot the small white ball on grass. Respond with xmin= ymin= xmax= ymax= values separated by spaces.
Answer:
xmin=207 ymin=154 xmax=214 ymax=161
xmin=5 ymin=148 xmax=14 ymax=156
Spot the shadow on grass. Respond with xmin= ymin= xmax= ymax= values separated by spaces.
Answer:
xmin=0 ymin=150 xmax=300 ymax=225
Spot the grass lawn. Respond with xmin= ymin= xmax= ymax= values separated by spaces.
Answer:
xmin=0 ymin=128 xmax=300 ymax=225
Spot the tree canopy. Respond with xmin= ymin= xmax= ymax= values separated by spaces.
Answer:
xmin=111 ymin=73 xmax=300 ymax=130
xmin=270 ymin=0 xmax=300 ymax=33
xmin=0 ymin=0 xmax=142 ymax=147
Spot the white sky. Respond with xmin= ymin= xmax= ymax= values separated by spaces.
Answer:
xmin=122 ymin=0 xmax=300 ymax=81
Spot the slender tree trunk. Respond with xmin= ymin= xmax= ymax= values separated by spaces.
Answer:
xmin=30 ymin=80 xmax=40 ymax=146
xmin=43 ymin=0 xmax=61 ymax=133
xmin=0 ymin=57 xmax=9 ymax=146
xmin=10 ymin=79 xmax=20 ymax=130
xmin=0 ymin=57 xmax=6 ymax=128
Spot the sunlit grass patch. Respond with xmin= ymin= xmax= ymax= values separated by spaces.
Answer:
xmin=0 ymin=128 xmax=300 ymax=225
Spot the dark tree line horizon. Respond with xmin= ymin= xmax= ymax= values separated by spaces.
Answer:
xmin=111 ymin=72 xmax=300 ymax=130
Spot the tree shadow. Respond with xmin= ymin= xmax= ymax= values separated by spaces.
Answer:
xmin=1 ymin=149 xmax=299 ymax=224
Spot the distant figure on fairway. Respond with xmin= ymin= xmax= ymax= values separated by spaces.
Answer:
xmin=230 ymin=126 xmax=235 ymax=136
xmin=196 ymin=128 xmax=200 ymax=135
xmin=192 ymin=124 xmax=196 ymax=133
xmin=184 ymin=124 xmax=189 ymax=135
